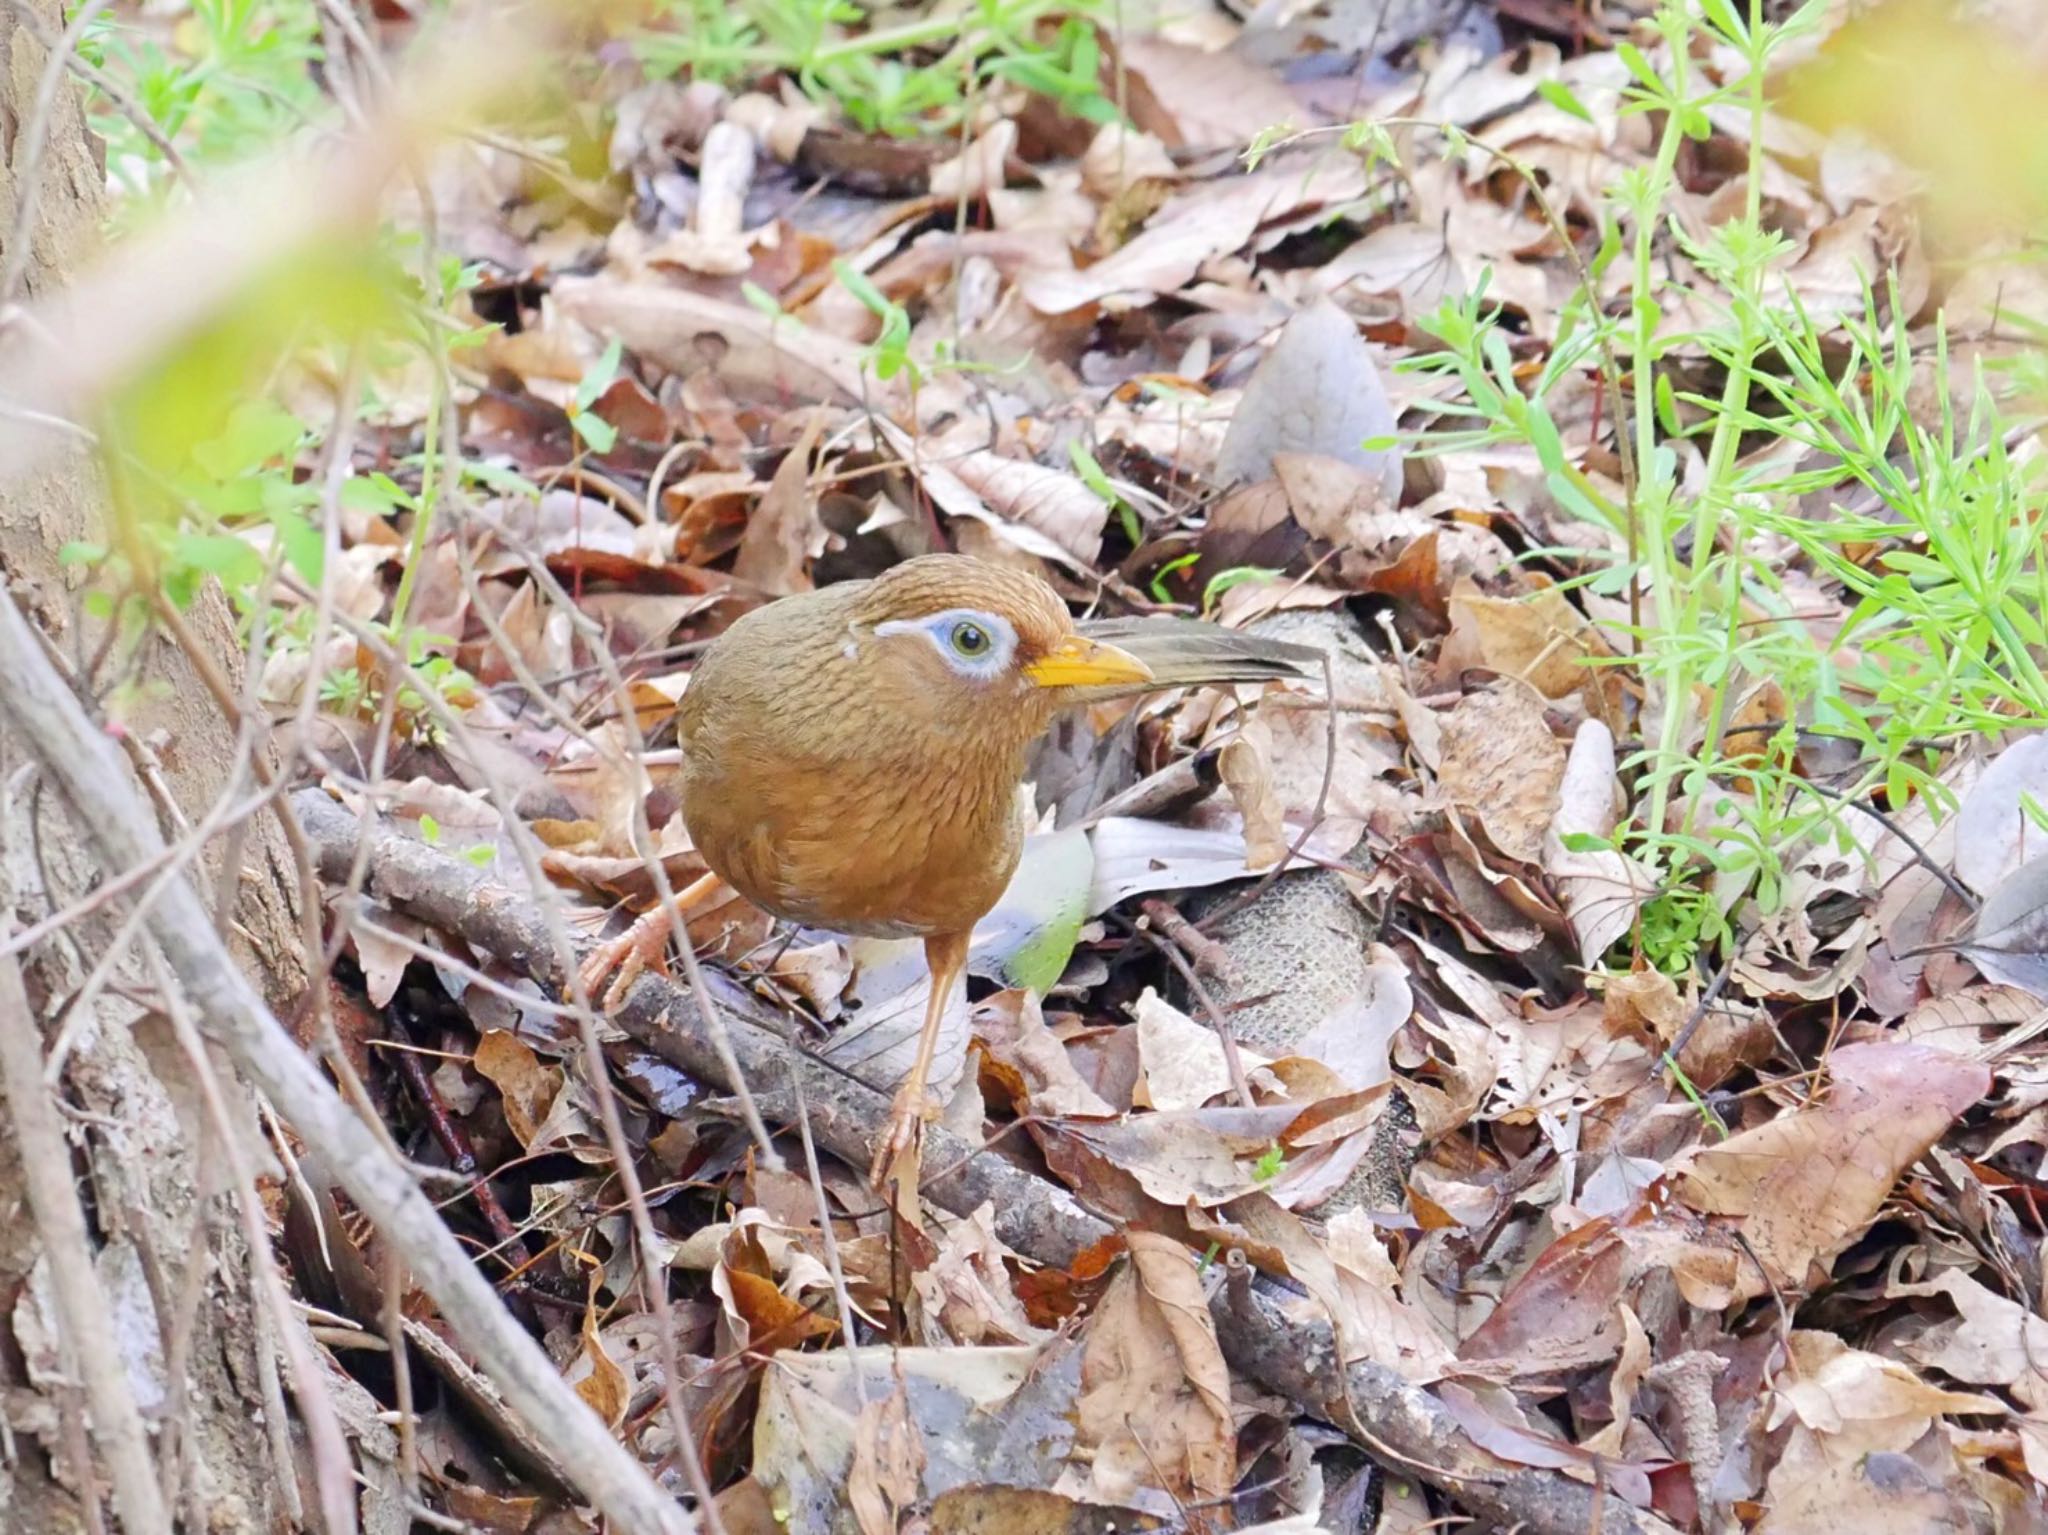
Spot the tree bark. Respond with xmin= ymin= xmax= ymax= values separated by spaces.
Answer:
xmin=0 ymin=7 xmax=336 ymax=1529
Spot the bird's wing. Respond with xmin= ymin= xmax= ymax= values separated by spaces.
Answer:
xmin=1070 ymin=615 xmax=1321 ymax=701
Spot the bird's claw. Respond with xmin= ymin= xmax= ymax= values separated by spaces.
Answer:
xmin=575 ymin=913 xmax=673 ymax=1012
xmin=870 ymin=1083 xmax=939 ymax=1198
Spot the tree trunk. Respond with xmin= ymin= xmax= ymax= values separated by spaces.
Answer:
xmin=0 ymin=7 xmax=342 ymax=1529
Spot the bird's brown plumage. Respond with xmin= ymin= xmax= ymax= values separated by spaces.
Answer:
xmin=582 ymin=552 xmax=1316 ymax=1205
xmin=678 ymin=556 xmax=1094 ymax=937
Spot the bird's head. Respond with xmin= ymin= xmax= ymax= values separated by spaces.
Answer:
xmin=846 ymin=556 xmax=1151 ymax=742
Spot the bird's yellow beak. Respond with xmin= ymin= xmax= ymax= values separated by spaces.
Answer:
xmin=1023 ymin=634 xmax=1154 ymax=690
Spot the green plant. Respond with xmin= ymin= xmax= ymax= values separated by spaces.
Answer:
xmin=635 ymin=0 xmax=1118 ymax=139
xmin=82 ymin=0 xmax=326 ymax=193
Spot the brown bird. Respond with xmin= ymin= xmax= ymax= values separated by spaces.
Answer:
xmin=579 ymin=554 xmax=1316 ymax=1202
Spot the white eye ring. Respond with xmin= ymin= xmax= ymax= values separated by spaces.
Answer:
xmin=874 ymin=608 xmax=1017 ymax=679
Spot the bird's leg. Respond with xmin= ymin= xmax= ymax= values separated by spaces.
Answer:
xmin=575 ymin=871 xmax=724 ymax=1011
xmin=871 ymin=928 xmax=970 ymax=1209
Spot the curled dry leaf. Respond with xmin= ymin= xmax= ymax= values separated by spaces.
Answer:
xmin=1545 ymin=720 xmax=1655 ymax=968
xmin=1066 ymin=1231 xmax=1234 ymax=1508
xmin=568 ymin=1276 xmax=631 ymax=1430
xmin=731 ymin=407 xmax=827 ymax=596
xmin=1953 ymin=734 xmax=2048 ymax=895
xmin=914 ymin=1201 xmax=1049 ymax=1348
xmin=1675 ymin=1042 xmax=1991 ymax=1291
xmin=1440 ymin=582 xmax=1624 ymax=727
xmin=470 ymin=1029 xmax=563 ymax=1152
xmin=976 ymin=988 xmax=1115 ymax=1119
xmin=1769 ymin=1330 xmax=2002 ymax=1450
xmin=1218 ymin=729 xmax=1288 ymax=870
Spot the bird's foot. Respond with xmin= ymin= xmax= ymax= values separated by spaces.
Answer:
xmin=870 ymin=1082 xmax=940 ymax=1209
xmin=575 ymin=907 xmax=674 ymax=1012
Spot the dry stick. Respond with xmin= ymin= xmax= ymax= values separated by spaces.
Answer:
xmin=0 ymin=598 xmax=694 ymax=1535
xmin=291 ymin=790 xmax=1678 ymax=1535
xmin=143 ymin=947 xmax=360 ymax=1535
xmin=0 ymin=953 xmax=171 ymax=1535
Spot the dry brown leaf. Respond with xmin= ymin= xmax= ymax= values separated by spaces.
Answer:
xmin=568 ymin=1279 xmax=630 ymax=1430
xmin=1674 ymin=1042 xmax=1991 ymax=1291
xmin=1068 ymin=1231 xmax=1234 ymax=1507
xmin=471 ymin=1029 xmax=563 ymax=1151
xmin=1217 ymin=729 xmax=1287 ymax=870
xmin=1442 ymin=583 xmax=1623 ymax=725
xmin=975 ymin=989 xmax=1115 ymax=1118
xmin=1436 ymin=681 xmax=1566 ymax=864
xmin=732 ymin=407 xmax=826 ymax=595
xmin=914 ymin=1202 xmax=1048 ymax=1348
xmin=848 ymin=1374 xmax=925 ymax=1535
xmin=1022 ymin=158 xmax=1365 ymax=315
xmin=1117 ymin=35 xmax=1303 ymax=150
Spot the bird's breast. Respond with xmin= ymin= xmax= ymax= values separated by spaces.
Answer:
xmin=680 ymin=730 xmax=1027 ymax=940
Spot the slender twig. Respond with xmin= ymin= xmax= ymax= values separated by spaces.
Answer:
xmin=0 ymin=588 xmax=694 ymax=1534
xmin=0 ymin=943 xmax=169 ymax=1534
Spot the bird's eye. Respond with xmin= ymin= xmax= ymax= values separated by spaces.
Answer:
xmin=948 ymin=620 xmax=991 ymax=659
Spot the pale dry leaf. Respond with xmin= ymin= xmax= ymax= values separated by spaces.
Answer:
xmin=1054 ymin=1105 xmax=1300 ymax=1206
xmin=913 ymin=1202 xmax=1048 ymax=1348
xmin=1545 ymin=720 xmax=1655 ymax=967
xmin=1675 ymin=1042 xmax=1991 ymax=1290
xmin=1891 ymin=1265 xmax=2048 ymax=1410
xmin=973 ymin=988 xmax=1112 ymax=1118
xmin=929 ymin=119 xmax=1017 ymax=200
xmin=1954 ymin=732 xmax=2048 ymax=895
xmin=1079 ymin=122 xmax=1179 ymax=199
xmin=1133 ymin=987 xmax=1272 ymax=1112
xmin=554 ymin=277 xmax=877 ymax=406
xmin=1757 ymin=1420 xmax=1975 ymax=1534
xmin=1213 ymin=297 xmax=1401 ymax=493
xmin=652 ymin=118 xmax=756 ymax=275
xmin=349 ymin=905 xmax=424 ymax=1009
xmin=1769 ymin=1330 xmax=2002 ymax=1451
xmin=1287 ymin=943 xmax=1410 ymax=1091
xmin=1218 ymin=728 xmax=1288 ymax=870
xmin=1947 ymin=853 xmax=2048 ymax=998
xmin=1898 ymin=983 xmax=2042 ymax=1056
xmin=848 ymin=1374 xmax=925 ymax=1535
xmin=1118 ymin=34 xmax=1302 ymax=150
xmin=922 ymin=439 xmax=1108 ymax=565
